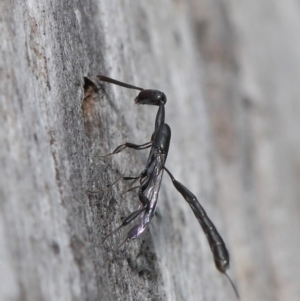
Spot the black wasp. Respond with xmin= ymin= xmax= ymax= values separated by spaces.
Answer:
xmin=90 ymin=75 xmax=239 ymax=298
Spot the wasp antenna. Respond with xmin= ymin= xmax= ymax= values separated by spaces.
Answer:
xmin=97 ymin=75 xmax=144 ymax=91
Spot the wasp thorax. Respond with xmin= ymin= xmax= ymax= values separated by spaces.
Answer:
xmin=135 ymin=89 xmax=167 ymax=106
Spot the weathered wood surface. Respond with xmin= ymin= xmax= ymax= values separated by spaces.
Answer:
xmin=1 ymin=1 xmax=299 ymax=301
xmin=190 ymin=1 xmax=300 ymax=300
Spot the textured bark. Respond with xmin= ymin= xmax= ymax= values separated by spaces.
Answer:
xmin=1 ymin=1 xmax=299 ymax=301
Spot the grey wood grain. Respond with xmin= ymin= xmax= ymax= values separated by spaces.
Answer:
xmin=1 ymin=0 xmax=299 ymax=301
